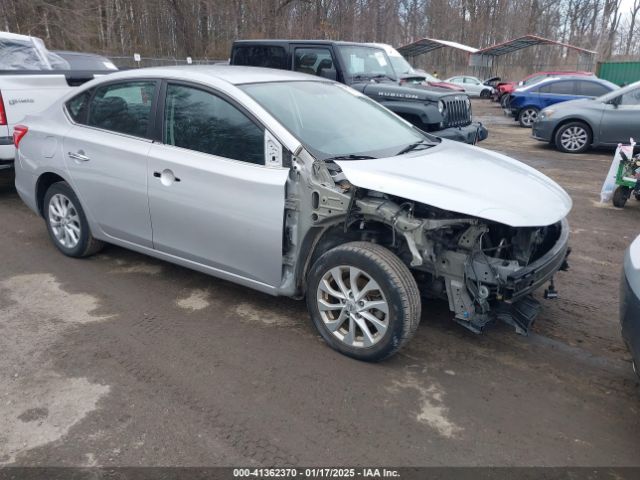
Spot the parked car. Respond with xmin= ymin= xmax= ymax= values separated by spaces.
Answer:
xmin=495 ymin=70 xmax=594 ymax=105
xmin=51 ymin=51 xmax=118 ymax=71
xmin=506 ymin=76 xmax=618 ymax=128
xmin=366 ymin=44 xmax=464 ymax=92
xmin=621 ymin=234 xmax=640 ymax=378
xmin=412 ymin=70 xmax=465 ymax=92
xmin=445 ymin=75 xmax=494 ymax=98
xmin=532 ymin=81 xmax=640 ymax=153
xmin=0 ymin=31 xmax=111 ymax=170
xmin=14 ymin=66 xmax=571 ymax=361
xmin=230 ymin=40 xmax=487 ymax=144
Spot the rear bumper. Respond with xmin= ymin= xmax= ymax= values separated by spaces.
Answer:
xmin=435 ymin=122 xmax=488 ymax=144
xmin=0 ymin=137 xmax=15 ymax=163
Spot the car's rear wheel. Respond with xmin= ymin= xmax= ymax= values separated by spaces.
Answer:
xmin=555 ymin=122 xmax=592 ymax=154
xmin=613 ymin=186 xmax=631 ymax=208
xmin=518 ymin=107 xmax=539 ymax=127
xmin=44 ymin=182 xmax=104 ymax=257
xmin=306 ymin=241 xmax=421 ymax=362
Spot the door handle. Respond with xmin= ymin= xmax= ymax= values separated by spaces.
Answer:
xmin=153 ymin=169 xmax=181 ymax=184
xmin=68 ymin=151 xmax=90 ymax=162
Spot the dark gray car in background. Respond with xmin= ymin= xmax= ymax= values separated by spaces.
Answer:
xmin=532 ymin=81 xmax=640 ymax=153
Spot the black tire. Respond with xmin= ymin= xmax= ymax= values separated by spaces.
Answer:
xmin=518 ymin=107 xmax=539 ymax=128
xmin=43 ymin=181 xmax=104 ymax=257
xmin=306 ymin=241 xmax=421 ymax=362
xmin=634 ymin=192 xmax=640 ymax=201
xmin=554 ymin=121 xmax=592 ymax=154
xmin=500 ymin=94 xmax=510 ymax=108
xmin=480 ymin=89 xmax=491 ymax=99
xmin=613 ymin=186 xmax=630 ymax=208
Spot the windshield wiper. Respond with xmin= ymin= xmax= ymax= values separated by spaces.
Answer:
xmin=396 ymin=140 xmax=434 ymax=156
xmin=324 ymin=154 xmax=377 ymax=161
xmin=371 ymin=74 xmax=396 ymax=82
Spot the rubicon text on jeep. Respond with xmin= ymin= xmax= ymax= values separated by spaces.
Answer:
xmin=230 ymin=40 xmax=488 ymax=144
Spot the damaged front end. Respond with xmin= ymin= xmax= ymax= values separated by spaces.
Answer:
xmin=354 ymin=194 xmax=570 ymax=335
xmin=283 ymin=154 xmax=570 ymax=336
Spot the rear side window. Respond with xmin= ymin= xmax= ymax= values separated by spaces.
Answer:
xmin=66 ymin=90 xmax=92 ymax=123
xmin=539 ymin=81 xmax=576 ymax=95
xmin=578 ymin=81 xmax=610 ymax=97
xmin=87 ymin=81 xmax=156 ymax=138
xmin=232 ymin=46 xmax=287 ymax=70
xmin=163 ymin=84 xmax=264 ymax=165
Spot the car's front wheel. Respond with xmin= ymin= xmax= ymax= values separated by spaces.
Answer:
xmin=518 ymin=107 xmax=539 ymax=127
xmin=555 ymin=122 xmax=592 ymax=154
xmin=306 ymin=241 xmax=421 ymax=362
xmin=613 ymin=186 xmax=631 ymax=208
xmin=44 ymin=182 xmax=104 ymax=257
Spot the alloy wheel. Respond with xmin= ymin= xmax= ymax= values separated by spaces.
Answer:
xmin=560 ymin=126 xmax=588 ymax=152
xmin=48 ymin=193 xmax=81 ymax=248
xmin=316 ymin=265 xmax=389 ymax=348
xmin=520 ymin=108 xmax=538 ymax=127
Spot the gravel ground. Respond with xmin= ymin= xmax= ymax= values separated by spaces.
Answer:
xmin=0 ymin=100 xmax=638 ymax=467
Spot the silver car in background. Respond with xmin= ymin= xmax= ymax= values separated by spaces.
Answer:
xmin=14 ymin=66 xmax=571 ymax=361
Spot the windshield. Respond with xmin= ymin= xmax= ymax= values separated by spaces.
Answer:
xmin=335 ymin=46 xmax=397 ymax=81
xmin=388 ymin=54 xmax=415 ymax=75
xmin=598 ymin=81 xmax=636 ymax=102
xmin=0 ymin=38 xmax=50 ymax=70
xmin=241 ymin=81 xmax=435 ymax=160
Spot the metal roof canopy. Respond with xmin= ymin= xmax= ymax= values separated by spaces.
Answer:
xmin=397 ymin=38 xmax=478 ymax=58
xmin=473 ymin=35 xmax=596 ymax=57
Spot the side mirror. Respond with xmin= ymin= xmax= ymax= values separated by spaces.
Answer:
xmin=608 ymin=96 xmax=621 ymax=107
xmin=318 ymin=69 xmax=337 ymax=81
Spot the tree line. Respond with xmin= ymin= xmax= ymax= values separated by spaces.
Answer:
xmin=1 ymin=0 xmax=638 ymax=67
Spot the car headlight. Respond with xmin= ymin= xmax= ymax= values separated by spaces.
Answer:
xmin=540 ymin=108 xmax=554 ymax=119
xmin=438 ymin=100 xmax=445 ymax=113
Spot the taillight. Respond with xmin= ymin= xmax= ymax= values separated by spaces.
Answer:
xmin=0 ymin=92 xmax=6 ymax=126
xmin=13 ymin=125 xmax=28 ymax=148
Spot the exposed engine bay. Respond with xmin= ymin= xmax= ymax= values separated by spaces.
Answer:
xmin=281 ymin=151 xmax=570 ymax=335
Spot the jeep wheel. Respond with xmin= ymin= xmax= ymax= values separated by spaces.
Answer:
xmin=555 ymin=122 xmax=591 ymax=154
xmin=306 ymin=241 xmax=421 ymax=362
xmin=518 ymin=107 xmax=539 ymax=127
xmin=613 ymin=186 xmax=631 ymax=208
xmin=44 ymin=182 xmax=104 ymax=257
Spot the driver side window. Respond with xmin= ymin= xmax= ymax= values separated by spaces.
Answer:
xmin=164 ymin=84 xmax=265 ymax=165
xmin=620 ymin=89 xmax=640 ymax=106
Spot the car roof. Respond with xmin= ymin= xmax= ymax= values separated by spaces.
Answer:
xmin=87 ymin=65 xmax=331 ymax=85
xmin=233 ymin=39 xmax=380 ymax=48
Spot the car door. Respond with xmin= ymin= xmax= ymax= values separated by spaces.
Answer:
xmin=599 ymin=87 xmax=640 ymax=145
xmin=538 ymin=80 xmax=578 ymax=108
xmin=147 ymin=81 xmax=289 ymax=287
xmin=63 ymin=79 xmax=159 ymax=247
xmin=463 ymin=77 xmax=482 ymax=96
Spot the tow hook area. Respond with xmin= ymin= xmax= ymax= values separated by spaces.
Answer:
xmin=496 ymin=296 xmax=541 ymax=336
xmin=544 ymin=277 xmax=558 ymax=299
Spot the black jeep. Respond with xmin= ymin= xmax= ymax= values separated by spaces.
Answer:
xmin=230 ymin=40 xmax=488 ymax=144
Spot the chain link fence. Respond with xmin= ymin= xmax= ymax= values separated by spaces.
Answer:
xmin=108 ymin=55 xmax=227 ymax=69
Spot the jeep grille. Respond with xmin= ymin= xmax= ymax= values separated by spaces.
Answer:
xmin=442 ymin=96 xmax=471 ymax=128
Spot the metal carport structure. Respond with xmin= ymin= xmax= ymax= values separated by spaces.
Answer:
xmin=469 ymin=35 xmax=597 ymax=78
xmin=397 ymin=38 xmax=478 ymax=59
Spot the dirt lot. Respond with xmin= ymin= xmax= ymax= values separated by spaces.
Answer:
xmin=0 ymin=100 xmax=639 ymax=467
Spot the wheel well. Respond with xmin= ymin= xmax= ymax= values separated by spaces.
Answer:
xmin=295 ymin=221 xmax=399 ymax=295
xmin=36 ymin=172 xmax=66 ymax=216
xmin=551 ymin=119 xmax=593 ymax=144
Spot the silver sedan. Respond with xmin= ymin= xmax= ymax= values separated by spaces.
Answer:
xmin=14 ymin=66 xmax=571 ymax=361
